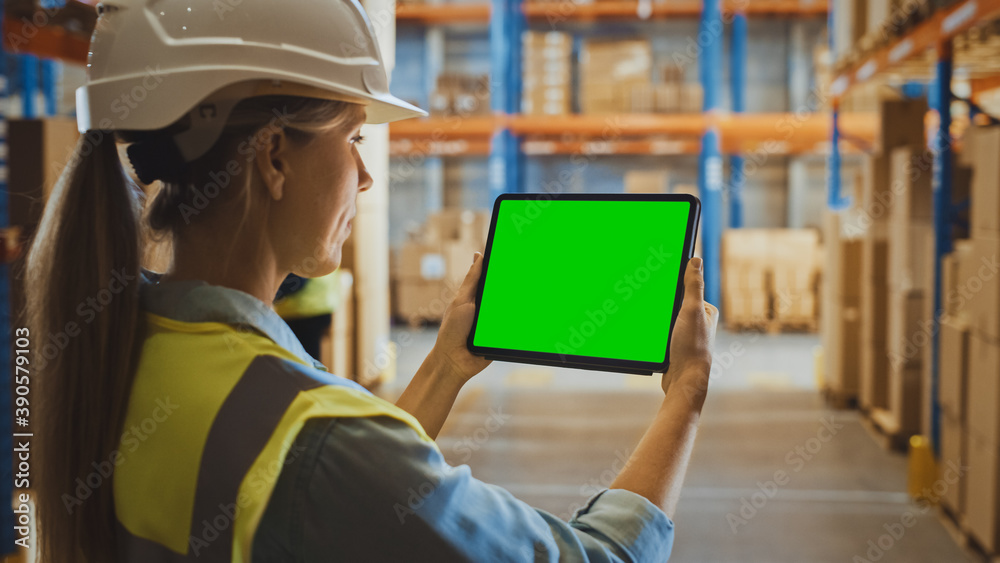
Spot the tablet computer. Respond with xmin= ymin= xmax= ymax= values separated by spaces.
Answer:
xmin=467 ymin=193 xmax=701 ymax=376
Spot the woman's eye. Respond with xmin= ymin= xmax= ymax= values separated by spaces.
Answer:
xmin=351 ymin=135 xmax=365 ymax=145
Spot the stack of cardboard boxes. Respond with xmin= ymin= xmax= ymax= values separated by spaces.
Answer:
xmin=722 ymin=230 xmax=769 ymax=326
xmin=392 ymin=208 xmax=490 ymax=324
xmin=849 ymin=97 xmax=929 ymax=432
xmin=580 ymin=38 xmax=652 ymax=115
xmin=772 ymin=230 xmax=822 ymax=325
xmin=822 ymin=211 xmax=863 ymax=399
xmin=884 ymin=145 xmax=934 ymax=438
xmin=955 ymin=125 xmax=1000 ymax=552
xmin=722 ymin=229 xmax=821 ymax=331
xmin=630 ymin=63 xmax=704 ymax=114
xmin=429 ymin=73 xmax=491 ymax=117
xmin=859 ymin=155 xmax=891 ymax=412
xmin=938 ymin=238 xmax=975 ymax=520
xmin=522 ymin=31 xmax=572 ymax=116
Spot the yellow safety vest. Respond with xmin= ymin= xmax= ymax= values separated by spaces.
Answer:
xmin=272 ymin=272 xmax=343 ymax=320
xmin=114 ymin=312 xmax=432 ymax=561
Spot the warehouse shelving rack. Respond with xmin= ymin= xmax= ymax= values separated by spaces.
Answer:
xmin=827 ymin=0 xmax=1000 ymax=456
xmin=394 ymin=0 xmax=848 ymax=306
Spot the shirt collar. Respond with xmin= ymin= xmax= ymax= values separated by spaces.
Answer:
xmin=138 ymin=269 xmax=328 ymax=372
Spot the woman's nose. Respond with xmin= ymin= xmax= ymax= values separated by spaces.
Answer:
xmin=356 ymin=150 xmax=374 ymax=192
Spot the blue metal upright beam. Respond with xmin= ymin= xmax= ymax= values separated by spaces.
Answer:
xmin=826 ymin=0 xmax=846 ymax=210
xmin=20 ymin=54 xmax=38 ymax=119
xmin=41 ymin=60 xmax=58 ymax=116
xmin=489 ymin=0 xmax=523 ymax=202
xmin=930 ymin=41 xmax=954 ymax=456
xmin=699 ymin=0 xmax=723 ymax=307
xmin=728 ymin=12 xmax=747 ymax=229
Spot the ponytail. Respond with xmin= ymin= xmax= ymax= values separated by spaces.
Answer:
xmin=26 ymin=130 xmax=144 ymax=563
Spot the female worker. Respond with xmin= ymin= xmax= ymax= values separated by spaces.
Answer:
xmin=25 ymin=0 xmax=719 ymax=561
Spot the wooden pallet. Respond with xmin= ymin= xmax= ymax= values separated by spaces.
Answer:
xmin=821 ymin=386 xmax=858 ymax=410
xmin=938 ymin=502 xmax=1000 ymax=563
xmin=726 ymin=318 xmax=818 ymax=334
xmin=861 ymin=408 xmax=909 ymax=453
xmin=771 ymin=317 xmax=819 ymax=334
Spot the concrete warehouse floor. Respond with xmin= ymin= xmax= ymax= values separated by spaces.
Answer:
xmin=383 ymin=328 xmax=970 ymax=563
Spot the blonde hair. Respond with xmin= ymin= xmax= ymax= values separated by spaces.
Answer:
xmin=25 ymin=95 xmax=363 ymax=563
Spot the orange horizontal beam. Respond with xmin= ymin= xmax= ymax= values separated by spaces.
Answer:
xmin=522 ymin=138 xmax=702 ymax=155
xmin=389 ymin=115 xmax=503 ymax=138
xmin=390 ymin=138 xmax=492 ymax=156
xmin=832 ymin=0 xmax=1000 ymax=101
xmin=971 ymin=75 xmax=1000 ymax=102
xmin=717 ymin=112 xmax=877 ymax=143
xmin=523 ymin=0 xmax=824 ymax=20
xmin=389 ymin=113 xmax=876 ymax=155
xmin=508 ymin=113 xmax=708 ymax=136
xmin=2 ymin=17 xmax=89 ymax=64
xmin=395 ymin=3 xmax=491 ymax=23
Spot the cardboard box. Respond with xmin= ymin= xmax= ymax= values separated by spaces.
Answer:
xmin=580 ymin=39 xmax=652 ymax=82
xmin=966 ymin=429 xmax=1000 ymax=553
xmin=523 ymin=30 xmax=571 ymax=48
xmin=835 ymin=238 xmax=865 ymax=299
xmin=968 ymin=334 xmax=1000 ymax=444
xmin=887 ymin=147 xmax=934 ymax=291
xmin=888 ymin=363 xmax=922 ymax=437
xmin=396 ymin=242 xmax=446 ymax=281
xmin=943 ymin=240 xmax=976 ymax=323
xmin=826 ymin=303 xmax=862 ymax=395
xmin=860 ymin=334 xmax=890 ymax=411
xmin=772 ymin=266 xmax=816 ymax=292
xmin=426 ymin=209 xmax=474 ymax=244
xmin=624 ymin=170 xmax=669 ymax=194
xmin=443 ymin=238 xmax=481 ymax=287
xmin=774 ymin=290 xmax=816 ymax=321
xmin=940 ymin=411 xmax=966 ymax=515
xmin=970 ymin=231 xmax=1000 ymax=343
xmin=860 ymin=155 xmax=892 ymax=240
xmin=722 ymin=265 xmax=768 ymax=291
xmin=939 ymin=318 xmax=970 ymax=419
xmin=879 ymin=98 xmax=928 ymax=154
xmin=886 ymin=289 xmax=926 ymax=370
xmin=580 ymin=39 xmax=652 ymax=115
xmin=393 ymin=278 xmax=450 ymax=324
xmin=889 ymin=147 xmax=934 ymax=221
xmin=725 ymin=288 xmax=768 ymax=324
xmin=969 ymin=126 xmax=1000 ymax=235
xmin=653 ymin=83 xmax=680 ymax=113
xmin=887 ymin=223 xmax=934 ymax=292
xmin=860 ymin=242 xmax=890 ymax=410
xmin=679 ymin=83 xmax=704 ymax=113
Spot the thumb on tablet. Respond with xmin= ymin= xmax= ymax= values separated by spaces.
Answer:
xmin=683 ymin=257 xmax=705 ymax=308
xmin=454 ymin=251 xmax=483 ymax=306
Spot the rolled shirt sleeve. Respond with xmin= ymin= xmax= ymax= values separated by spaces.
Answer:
xmin=253 ymin=415 xmax=674 ymax=562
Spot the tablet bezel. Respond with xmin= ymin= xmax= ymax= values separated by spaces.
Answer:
xmin=466 ymin=192 xmax=702 ymax=376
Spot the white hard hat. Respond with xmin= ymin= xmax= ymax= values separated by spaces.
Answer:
xmin=76 ymin=0 xmax=426 ymax=160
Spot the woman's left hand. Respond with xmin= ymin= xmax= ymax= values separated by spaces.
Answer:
xmin=431 ymin=252 xmax=492 ymax=384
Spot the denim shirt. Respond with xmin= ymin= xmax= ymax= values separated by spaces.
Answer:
xmin=139 ymin=271 xmax=675 ymax=562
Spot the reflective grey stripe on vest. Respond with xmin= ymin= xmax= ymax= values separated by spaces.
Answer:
xmin=117 ymin=355 xmax=326 ymax=562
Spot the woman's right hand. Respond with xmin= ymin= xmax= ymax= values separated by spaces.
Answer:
xmin=661 ymin=257 xmax=719 ymax=404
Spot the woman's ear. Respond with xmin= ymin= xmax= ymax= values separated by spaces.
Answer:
xmin=254 ymin=127 xmax=290 ymax=201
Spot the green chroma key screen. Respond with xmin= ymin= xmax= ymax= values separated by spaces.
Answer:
xmin=472 ymin=198 xmax=691 ymax=364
